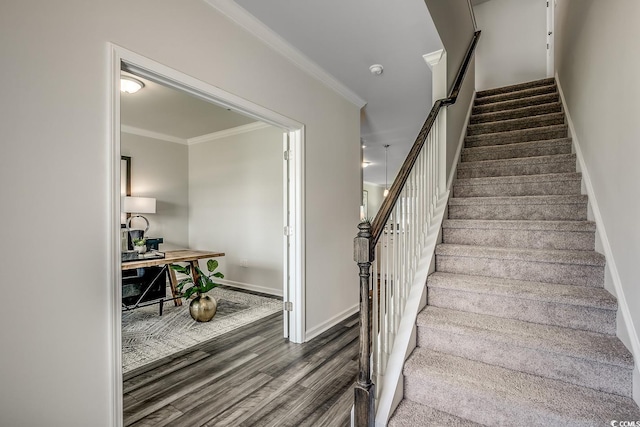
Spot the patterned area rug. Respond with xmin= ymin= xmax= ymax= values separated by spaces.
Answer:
xmin=122 ymin=287 xmax=281 ymax=373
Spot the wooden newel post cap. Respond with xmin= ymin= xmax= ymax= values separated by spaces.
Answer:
xmin=354 ymin=222 xmax=372 ymax=263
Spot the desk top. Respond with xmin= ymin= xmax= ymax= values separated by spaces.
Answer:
xmin=121 ymin=250 xmax=225 ymax=271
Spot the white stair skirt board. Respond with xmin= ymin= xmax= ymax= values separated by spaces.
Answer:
xmin=375 ymin=93 xmax=477 ymax=425
xmin=556 ymin=74 xmax=640 ymax=405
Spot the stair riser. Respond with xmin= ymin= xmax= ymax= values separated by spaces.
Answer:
xmin=442 ymin=228 xmax=595 ymax=251
xmin=404 ymin=374 xmax=583 ymax=427
xmin=470 ymin=103 xmax=562 ymax=124
xmin=449 ymin=203 xmax=587 ymax=221
xmin=467 ymin=114 xmax=565 ymax=136
xmin=465 ymin=126 xmax=568 ymax=148
xmin=473 ymin=93 xmax=560 ymax=115
xmin=462 ymin=141 xmax=572 ymax=162
xmin=453 ymin=179 xmax=581 ymax=197
xmin=476 ymin=78 xmax=556 ymax=98
xmin=475 ymin=85 xmax=557 ymax=105
xmin=436 ymin=255 xmax=604 ymax=287
xmin=457 ymin=160 xmax=576 ymax=179
xmin=417 ymin=327 xmax=632 ymax=397
xmin=427 ymin=287 xmax=615 ymax=333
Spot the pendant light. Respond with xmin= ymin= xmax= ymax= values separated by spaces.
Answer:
xmin=383 ymin=144 xmax=390 ymax=197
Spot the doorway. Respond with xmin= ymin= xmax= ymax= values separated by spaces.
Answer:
xmin=110 ymin=44 xmax=306 ymax=419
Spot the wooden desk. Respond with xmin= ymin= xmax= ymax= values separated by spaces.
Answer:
xmin=122 ymin=250 xmax=225 ymax=308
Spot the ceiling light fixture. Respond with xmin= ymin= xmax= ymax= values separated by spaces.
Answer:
xmin=120 ymin=76 xmax=145 ymax=94
xmin=369 ymin=64 xmax=384 ymax=75
xmin=362 ymin=161 xmax=371 ymax=168
xmin=383 ymin=144 xmax=390 ymax=197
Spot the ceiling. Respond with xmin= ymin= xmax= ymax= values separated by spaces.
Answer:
xmin=120 ymin=72 xmax=255 ymax=140
xmin=231 ymin=0 xmax=443 ymax=185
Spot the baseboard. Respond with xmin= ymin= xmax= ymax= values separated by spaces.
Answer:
xmin=556 ymin=74 xmax=640 ymax=405
xmin=217 ymin=278 xmax=283 ymax=298
xmin=304 ymin=304 xmax=359 ymax=342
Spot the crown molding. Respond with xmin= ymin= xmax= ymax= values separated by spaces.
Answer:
xmin=120 ymin=125 xmax=187 ymax=144
xmin=204 ymin=0 xmax=367 ymax=109
xmin=423 ymin=49 xmax=444 ymax=70
xmin=188 ymin=121 xmax=271 ymax=145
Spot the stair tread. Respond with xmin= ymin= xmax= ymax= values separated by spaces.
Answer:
xmin=470 ymin=102 xmax=562 ymax=124
xmin=476 ymin=78 xmax=556 ymax=98
xmin=427 ymin=272 xmax=616 ymax=311
xmin=473 ymin=92 xmax=560 ymax=114
xmin=465 ymin=123 xmax=567 ymax=143
xmin=390 ymin=399 xmax=483 ymax=427
xmin=448 ymin=194 xmax=588 ymax=206
xmin=467 ymin=112 xmax=565 ymax=135
xmin=418 ymin=305 xmax=632 ymax=368
xmin=455 ymin=172 xmax=581 ymax=186
xmin=404 ymin=348 xmax=640 ymax=423
xmin=435 ymin=244 xmax=606 ymax=266
xmin=475 ymin=84 xmax=557 ymax=105
xmin=443 ymin=219 xmax=595 ymax=232
xmin=463 ymin=137 xmax=571 ymax=155
xmin=458 ymin=153 xmax=575 ymax=170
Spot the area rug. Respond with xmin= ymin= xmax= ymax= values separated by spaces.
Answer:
xmin=122 ymin=287 xmax=281 ymax=373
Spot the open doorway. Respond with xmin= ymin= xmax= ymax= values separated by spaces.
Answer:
xmin=111 ymin=44 xmax=305 ymax=391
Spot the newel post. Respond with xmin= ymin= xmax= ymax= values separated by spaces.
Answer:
xmin=354 ymin=221 xmax=375 ymax=426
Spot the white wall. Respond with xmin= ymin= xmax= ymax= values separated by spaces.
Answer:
xmin=0 ymin=1 xmax=361 ymax=425
xmin=364 ymin=182 xmax=386 ymax=220
xmin=554 ymin=0 xmax=640 ymax=403
xmin=189 ymin=126 xmax=284 ymax=296
xmin=121 ymin=133 xmax=189 ymax=249
xmin=475 ymin=0 xmax=547 ymax=91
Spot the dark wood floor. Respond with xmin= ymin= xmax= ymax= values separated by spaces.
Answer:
xmin=123 ymin=311 xmax=359 ymax=426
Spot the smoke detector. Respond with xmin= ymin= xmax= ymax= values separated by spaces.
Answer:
xmin=369 ymin=64 xmax=384 ymax=75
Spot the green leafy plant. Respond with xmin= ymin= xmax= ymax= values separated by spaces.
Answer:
xmin=132 ymin=238 xmax=146 ymax=247
xmin=170 ymin=259 xmax=224 ymax=300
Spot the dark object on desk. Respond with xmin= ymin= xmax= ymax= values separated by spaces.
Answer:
xmin=122 ymin=266 xmax=166 ymax=307
xmin=145 ymin=237 xmax=163 ymax=251
xmin=122 ymin=251 xmax=165 ymax=263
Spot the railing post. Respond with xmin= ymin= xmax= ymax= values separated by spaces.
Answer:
xmin=354 ymin=221 xmax=375 ymax=427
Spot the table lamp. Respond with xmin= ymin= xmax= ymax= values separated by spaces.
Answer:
xmin=123 ymin=196 xmax=156 ymax=239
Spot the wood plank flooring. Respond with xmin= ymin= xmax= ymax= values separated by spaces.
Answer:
xmin=123 ymin=311 xmax=359 ymax=426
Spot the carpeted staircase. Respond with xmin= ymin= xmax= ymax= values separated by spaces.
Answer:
xmin=389 ymin=78 xmax=640 ymax=426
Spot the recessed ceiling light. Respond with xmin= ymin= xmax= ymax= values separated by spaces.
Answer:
xmin=120 ymin=76 xmax=145 ymax=94
xmin=362 ymin=161 xmax=371 ymax=168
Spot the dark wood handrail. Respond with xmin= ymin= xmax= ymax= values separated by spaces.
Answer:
xmin=370 ymin=30 xmax=481 ymax=248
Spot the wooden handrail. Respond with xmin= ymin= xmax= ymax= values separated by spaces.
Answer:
xmin=353 ymin=30 xmax=481 ymax=427
xmin=370 ymin=30 xmax=480 ymax=248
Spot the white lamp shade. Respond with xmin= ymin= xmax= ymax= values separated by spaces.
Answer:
xmin=123 ymin=196 xmax=156 ymax=214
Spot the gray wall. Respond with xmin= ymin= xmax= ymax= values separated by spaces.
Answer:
xmin=0 ymin=1 xmax=361 ymax=425
xmin=423 ymin=0 xmax=476 ymax=177
xmin=554 ymin=0 xmax=640 ymax=402
xmin=474 ymin=0 xmax=547 ymax=90
xmin=121 ymin=133 xmax=189 ymax=248
xmin=189 ymin=126 xmax=284 ymax=295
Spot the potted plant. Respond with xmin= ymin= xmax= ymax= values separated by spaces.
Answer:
xmin=170 ymin=259 xmax=224 ymax=322
xmin=132 ymin=238 xmax=147 ymax=254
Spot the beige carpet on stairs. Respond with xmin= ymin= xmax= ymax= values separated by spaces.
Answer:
xmin=389 ymin=77 xmax=640 ymax=426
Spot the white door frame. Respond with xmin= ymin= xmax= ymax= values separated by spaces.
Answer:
xmin=109 ymin=43 xmax=306 ymax=425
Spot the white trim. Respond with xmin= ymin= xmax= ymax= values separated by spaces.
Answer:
xmin=289 ymin=128 xmax=306 ymax=343
xmin=204 ymin=0 xmax=367 ymax=109
xmin=217 ymin=278 xmax=283 ymax=297
xmin=304 ymin=303 xmax=359 ymax=342
xmin=447 ymin=92 xmax=476 ymax=190
xmin=121 ymin=125 xmax=188 ymax=144
xmin=555 ymin=73 xmax=640 ymax=363
xmin=423 ymin=49 xmax=444 ymax=69
xmin=187 ymin=121 xmax=271 ymax=145
xmin=109 ymin=45 xmax=124 ymax=427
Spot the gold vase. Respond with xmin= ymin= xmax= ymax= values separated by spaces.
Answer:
xmin=189 ymin=294 xmax=217 ymax=322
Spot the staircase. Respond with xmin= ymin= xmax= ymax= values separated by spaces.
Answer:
xmin=389 ymin=78 xmax=640 ymax=426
